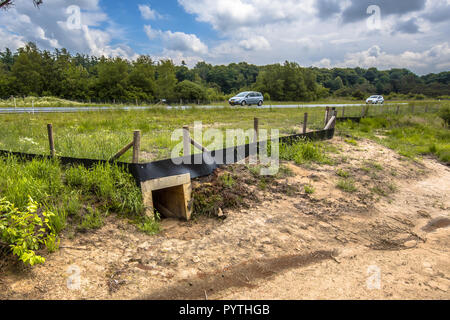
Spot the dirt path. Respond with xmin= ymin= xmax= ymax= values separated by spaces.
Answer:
xmin=0 ymin=137 xmax=448 ymax=300
xmin=213 ymin=159 xmax=450 ymax=299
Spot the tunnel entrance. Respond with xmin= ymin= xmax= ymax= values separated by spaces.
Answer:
xmin=141 ymin=173 xmax=193 ymax=221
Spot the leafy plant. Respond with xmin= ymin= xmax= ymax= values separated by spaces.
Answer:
xmin=336 ymin=169 xmax=350 ymax=178
xmin=220 ymin=173 xmax=235 ymax=188
xmin=0 ymin=197 xmax=58 ymax=266
xmin=304 ymin=184 xmax=315 ymax=194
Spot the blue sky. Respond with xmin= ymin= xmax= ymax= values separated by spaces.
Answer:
xmin=102 ymin=0 xmax=218 ymax=51
xmin=0 ymin=0 xmax=449 ymax=74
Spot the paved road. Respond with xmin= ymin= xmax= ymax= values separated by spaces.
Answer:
xmin=0 ymin=103 xmax=406 ymax=114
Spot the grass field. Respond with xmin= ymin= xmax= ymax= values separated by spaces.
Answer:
xmin=0 ymin=102 xmax=442 ymax=162
xmin=337 ymin=107 xmax=450 ymax=164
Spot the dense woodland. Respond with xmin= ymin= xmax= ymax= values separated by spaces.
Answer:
xmin=0 ymin=43 xmax=449 ymax=103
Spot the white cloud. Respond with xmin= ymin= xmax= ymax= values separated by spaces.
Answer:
xmin=178 ymin=0 xmax=315 ymax=33
xmin=138 ymin=4 xmax=161 ymax=20
xmin=239 ymin=36 xmax=271 ymax=51
xmin=176 ymin=0 xmax=449 ymax=74
xmin=144 ymin=25 xmax=208 ymax=54
xmin=331 ymin=43 xmax=450 ymax=74
xmin=0 ymin=0 xmax=136 ymax=59
xmin=0 ymin=28 xmax=25 ymax=51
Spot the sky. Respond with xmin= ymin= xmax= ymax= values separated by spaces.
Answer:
xmin=0 ymin=0 xmax=449 ymax=75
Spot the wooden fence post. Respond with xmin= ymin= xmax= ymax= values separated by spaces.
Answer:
xmin=324 ymin=107 xmax=330 ymax=125
xmin=303 ymin=113 xmax=308 ymax=134
xmin=47 ymin=124 xmax=55 ymax=157
xmin=396 ymin=105 xmax=400 ymax=115
xmin=183 ymin=126 xmax=190 ymax=156
xmin=361 ymin=105 xmax=366 ymax=118
xmin=254 ymin=117 xmax=259 ymax=143
xmin=332 ymin=110 xmax=338 ymax=129
xmin=132 ymin=130 xmax=141 ymax=164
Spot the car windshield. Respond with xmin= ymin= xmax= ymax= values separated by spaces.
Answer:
xmin=236 ymin=92 xmax=249 ymax=97
xmin=370 ymin=96 xmax=379 ymax=98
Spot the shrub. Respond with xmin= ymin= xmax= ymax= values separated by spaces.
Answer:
xmin=304 ymin=184 xmax=315 ymax=194
xmin=0 ymin=197 xmax=58 ymax=266
xmin=439 ymin=106 xmax=450 ymax=126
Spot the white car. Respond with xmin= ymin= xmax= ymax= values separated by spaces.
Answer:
xmin=366 ymin=95 xmax=384 ymax=104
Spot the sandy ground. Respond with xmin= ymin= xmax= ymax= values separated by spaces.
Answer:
xmin=0 ymin=137 xmax=449 ymax=300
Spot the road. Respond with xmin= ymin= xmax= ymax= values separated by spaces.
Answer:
xmin=0 ymin=103 xmax=407 ymax=114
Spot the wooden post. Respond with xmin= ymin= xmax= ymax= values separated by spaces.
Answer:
xmin=361 ymin=105 xmax=366 ymax=118
xmin=254 ymin=117 xmax=259 ymax=143
xmin=47 ymin=124 xmax=55 ymax=157
xmin=332 ymin=111 xmax=338 ymax=129
xmin=132 ymin=130 xmax=141 ymax=164
xmin=324 ymin=114 xmax=337 ymax=130
xmin=110 ymin=141 xmax=134 ymax=162
xmin=396 ymin=105 xmax=400 ymax=115
xmin=324 ymin=107 xmax=330 ymax=126
xmin=303 ymin=113 xmax=308 ymax=134
xmin=183 ymin=126 xmax=190 ymax=156
xmin=425 ymin=105 xmax=428 ymax=113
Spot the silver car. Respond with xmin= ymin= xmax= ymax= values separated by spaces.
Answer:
xmin=229 ymin=91 xmax=264 ymax=106
xmin=366 ymin=95 xmax=384 ymax=104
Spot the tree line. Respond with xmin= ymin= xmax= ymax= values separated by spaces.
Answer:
xmin=0 ymin=43 xmax=449 ymax=103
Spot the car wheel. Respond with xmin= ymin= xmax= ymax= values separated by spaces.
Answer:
xmin=258 ymin=100 xmax=263 ymax=106
xmin=241 ymin=101 xmax=247 ymax=106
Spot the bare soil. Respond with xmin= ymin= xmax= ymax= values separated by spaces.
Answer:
xmin=0 ymin=137 xmax=449 ymax=300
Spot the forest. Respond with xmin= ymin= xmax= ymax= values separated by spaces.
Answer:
xmin=0 ymin=42 xmax=449 ymax=103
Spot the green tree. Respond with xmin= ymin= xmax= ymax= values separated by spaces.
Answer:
xmin=11 ymin=43 xmax=43 ymax=96
xmin=95 ymin=57 xmax=130 ymax=101
xmin=174 ymin=80 xmax=207 ymax=102
xmin=129 ymin=55 xmax=156 ymax=101
xmin=155 ymin=60 xmax=177 ymax=101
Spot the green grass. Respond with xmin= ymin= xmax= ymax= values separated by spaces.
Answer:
xmin=338 ymin=104 xmax=450 ymax=165
xmin=0 ymin=107 xmax=333 ymax=162
xmin=219 ymin=173 xmax=235 ymax=188
xmin=0 ymin=155 xmax=151 ymax=237
xmin=304 ymin=184 xmax=315 ymax=194
xmin=0 ymin=101 xmax=445 ymax=163
xmin=280 ymin=139 xmax=333 ymax=165
xmin=336 ymin=178 xmax=357 ymax=193
xmin=336 ymin=169 xmax=350 ymax=178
